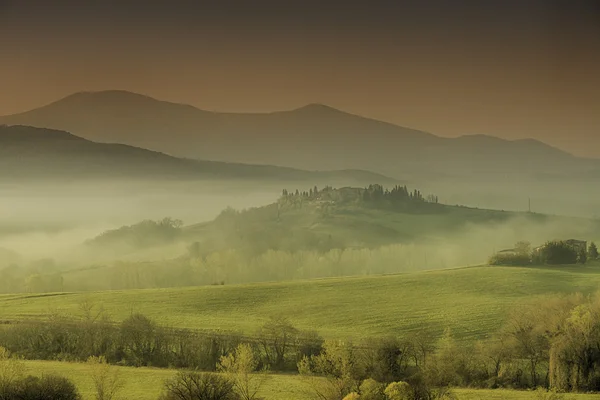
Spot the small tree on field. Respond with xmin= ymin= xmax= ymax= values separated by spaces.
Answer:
xmin=540 ymin=241 xmax=578 ymax=265
xmin=218 ymin=344 xmax=267 ymax=400
xmin=589 ymin=242 xmax=599 ymax=260
xmin=160 ymin=371 xmax=239 ymax=400
xmin=87 ymin=356 xmax=123 ymax=400
xmin=0 ymin=346 xmax=24 ymax=392
xmin=257 ymin=315 xmax=298 ymax=369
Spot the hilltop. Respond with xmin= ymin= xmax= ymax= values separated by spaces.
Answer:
xmin=9 ymin=184 xmax=587 ymax=294
xmin=0 ymin=124 xmax=394 ymax=185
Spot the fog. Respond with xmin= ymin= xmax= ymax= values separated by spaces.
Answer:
xmin=0 ymin=180 xmax=281 ymax=261
xmin=1 ymin=178 xmax=599 ymax=294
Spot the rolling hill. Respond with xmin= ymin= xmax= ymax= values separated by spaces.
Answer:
xmin=3 ymin=264 xmax=600 ymax=342
xmin=34 ymin=186 xmax=596 ymax=294
xmin=0 ymin=124 xmax=394 ymax=185
xmin=1 ymin=90 xmax=598 ymax=182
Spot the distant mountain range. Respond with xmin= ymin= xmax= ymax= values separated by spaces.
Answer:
xmin=0 ymin=125 xmax=394 ymax=185
xmin=2 ymin=90 xmax=598 ymax=182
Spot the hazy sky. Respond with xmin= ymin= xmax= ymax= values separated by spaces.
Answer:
xmin=1 ymin=0 xmax=599 ymax=156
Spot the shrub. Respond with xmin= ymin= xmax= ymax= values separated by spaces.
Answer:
xmin=383 ymin=381 xmax=411 ymax=400
xmin=159 ymin=371 xmax=239 ymax=400
xmin=488 ymin=253 xmax=531 ymax=266
xmin=538 ymin=241 xmax=578 ymax=265
xmin=359 ymin=379 xmax=385 ymax=400
xmin=343 ymin=393 xmax=361 ymax=400
xmin=534 ymin=387 xmax=565 ymax=400
xmin=589 ymin=242 xmax=599 ymax=260
xmin=0 ymin=347 xmax=24 ymax=391
xmin=1 ymin=374 xmax=81 ymax=400
xmin=87 ymin=356 xmax=123 ymax=400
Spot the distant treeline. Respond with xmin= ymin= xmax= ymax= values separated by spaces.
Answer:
xmin=0 ymin=242 xmax=487 ymax=293
xmin=4 ymin=293 xmax=600 ymax=397
xmin=490 ymin=240 xmax=598 ymax=266
xmin=281 ymin=184 xmax=440 ymax=210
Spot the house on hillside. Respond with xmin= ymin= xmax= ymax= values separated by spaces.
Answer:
xmin=533 ymin=239 xmax=587 ymax=255
xmin=497 ymin=248 xmax=517 ymax=255
xmin=565 ymin=239 xmax=587 ymax=253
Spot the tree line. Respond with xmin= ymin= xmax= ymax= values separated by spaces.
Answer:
xmin=280 ymin=184 xmax=440 ymax=210
xmin=490 ymin=240 xmax=599 ymax=266
xmin=4 ymin=294 xmax=600 ymax=398
xmin=0 ymin=241 xmax=489 ymax=294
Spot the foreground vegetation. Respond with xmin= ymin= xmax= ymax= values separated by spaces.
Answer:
xmin=8 ymin=359 xmax=600 ymax=400
xmin=3 ymin=265 xmax=600 ymax=398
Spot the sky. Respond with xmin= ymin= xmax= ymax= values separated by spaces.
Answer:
xmin=1 ymin=0 xmax=599 ymax=156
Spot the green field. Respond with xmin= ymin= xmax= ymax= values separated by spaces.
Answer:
xmin=18 ymin=360 xmax=600 ymax=400
xmin=3 ymin=264 xmax=600 ymax=342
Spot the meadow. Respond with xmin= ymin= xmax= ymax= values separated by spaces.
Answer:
xmin=2 ymin=263 xmax=600 ymax=342
xmin=17 ymin=359 xmax=600 ymax=399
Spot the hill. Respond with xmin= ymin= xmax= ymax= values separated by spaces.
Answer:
xmin=0 ymin=125 xmax=394 ymax=185
xmin=3 ymin=264 xmax=600 ymax=342
xmin=1 ymin=90 xmax=598 ymax=182
xmin=10 ymin=185 xmax=595 ymax=294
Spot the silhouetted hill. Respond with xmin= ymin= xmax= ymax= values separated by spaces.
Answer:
xmin=3 ymin=90 xmax=596 ymax=181
xmin=0 ymin=125 xmax=396 ymax=184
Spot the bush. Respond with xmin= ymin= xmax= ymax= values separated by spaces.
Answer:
xmin=159 ymin=371 xmax=239 ymax=400
xmin=589 ymin=242 xmax=599 ymax=260
xmin=0 ymin=374 xmax=81 ymax=400
xmin=87 ymin=356 xmax=123 ymax=400
xmin=359 ymin=379 xmax=385 ymax=400
xmin=534 ymin=387 xmax=565 ymax=400
xmin=488 ymin=253 xmax=531 ymax=266
xmin=538 ymin=241 xmax=578 ymax=265
xmin=383 ymin=381 xmax=411 ymax=400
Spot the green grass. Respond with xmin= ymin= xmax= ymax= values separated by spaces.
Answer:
xmin=18 ymin=360 xmax=600 ymax=399
xmin=19 ymin=360 xmax=308 ymax=400
xmin=3 ymin=264 xmax=600 ymax=341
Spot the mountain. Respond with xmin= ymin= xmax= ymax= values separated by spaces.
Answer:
xmin=0 ymin=125 xmax=395 ymax=185
xmin=2 ymin=90 xmax=597 ymax=182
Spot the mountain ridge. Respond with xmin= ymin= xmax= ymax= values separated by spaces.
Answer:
xmin=0 ymin=90 xmax=597 ymax=182
xmin=0 ymin=125 xmax=397 ymax=185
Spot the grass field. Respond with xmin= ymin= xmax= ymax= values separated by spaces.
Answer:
xmin=2 ymin=264 xmax=600 ymax=342
xmin=19 ymin=360 xmax=600 ymax=400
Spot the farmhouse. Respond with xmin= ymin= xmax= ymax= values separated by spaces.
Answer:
xmin=533 ymin=239 xmax=587 ymax=254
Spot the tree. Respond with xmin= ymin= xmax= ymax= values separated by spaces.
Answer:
xmin=87 ymin=356 xmax=123 ymax=400
xmin=578 ymin=248 xmax=588 ymax=264
xmin=589 ymin=242 xmax=598 ymax=260
xmin=359 ymin=337 xmax=403 ymax=383
xmin=383 ymin=381 xmax=411 ymax=400
xmin=119 ymin=314 xmax=159 ymax=366
xmin=256 ymin=316 xmax=298 ymax=370
xmin=514 ymin=241 xmax=531 ymax=257
xmin=476 ymin=336 xmax=512 ymax=379
xmin=539 ymin=241 xmax=578 ymax=265
xmin=218 ymin=344 xmax=267 ymax=400
xmin=10 ymin=375 xmax=81 ymax=400
xmin=160 ymin=371 xmax=239 ymax=400
xmin=0 ymin=346 xmax=24 ymax=392
xmin=505 ymin=307 xmax=550 ymax=387
xmin=359 ymin=379 xmax=385 ymax=400
xmin=297 ymin=340 xmax=363 ymax=400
